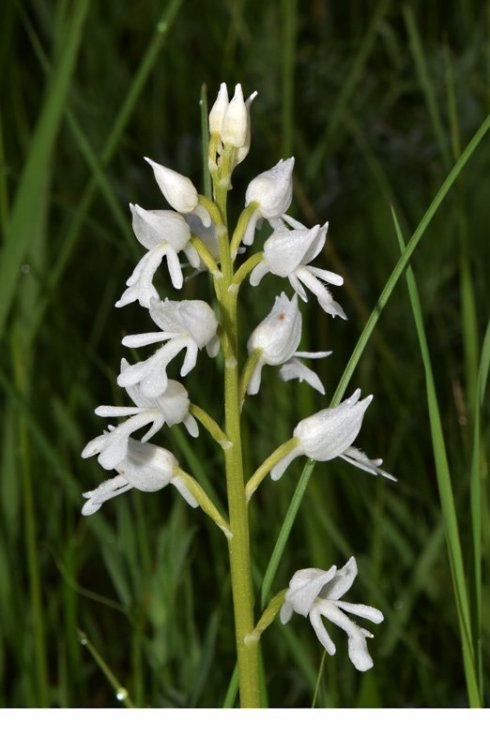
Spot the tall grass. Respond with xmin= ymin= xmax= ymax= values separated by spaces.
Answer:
xmin=0 ymin=0 xmax=488 ymax=707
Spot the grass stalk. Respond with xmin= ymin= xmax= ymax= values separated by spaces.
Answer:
xmin=391 ymin=207 xmax=481 ymax=707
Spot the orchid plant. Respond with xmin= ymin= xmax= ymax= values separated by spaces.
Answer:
xmin=82 ymin=83 xmax=395 ymax=707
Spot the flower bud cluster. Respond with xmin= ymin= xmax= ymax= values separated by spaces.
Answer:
xmin=82 ymin=84 xmax=395 ymax=674
xmin=208 ymin=83 xmax=258 ymax=181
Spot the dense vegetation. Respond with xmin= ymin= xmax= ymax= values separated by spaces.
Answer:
xmin=0 ymin=0 xmax=488 ymax=707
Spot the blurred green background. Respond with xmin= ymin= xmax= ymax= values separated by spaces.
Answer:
xmin=0 ymin=0 xmax=488 ymax=707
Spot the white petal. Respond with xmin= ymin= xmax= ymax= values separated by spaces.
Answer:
xmin=206 ymin=334 xmax=220 ymax=358
xmin=117 ymin=345 xmax=179 ymax=397
xmin=269 ymin=444 xmax=305 ymax=481
xmin=192 ymin=203 xmax=211 ymax=228
xmin=165 ymin=246 xmax=184 ymax=289
xmin=337 ymin=601 xmax=384 ymax=624
xmin=130 ymin=204 xmax=191 ymax=250
xmin=284 ymin=565 xmax=337 ymax=616
xmin=288 ymin=272 xmax=308 ymax=302
xmin=341 ymin=446 xmax=397 ymax=481
xmin=309 ymin=607 xmax=337 ymax=655
xmin=301 ymin=222 xmax=329 ymax=265
xmin=209 ymin=82 xmax=229 ymax=134
xmin=319 ymin=556 xmax=358 ymax=601
xmin=279 ymin=601 xmax=294 ymax=624
xmin=222 ymin=83 xmax=248 ymax=148
xmin=95 ymin=405 xmax=142 ymax=417
xmin=279 ymin=358 xmax=325 ymax=394
xmin=247 ymin=358 xmax=265 ymax=395
xmin=249 ymin=261 xmax=268 ymax=286
xmin=144 ymin=157 xmax=198 ymax=213
xmin=183 ymin=413 xmax=199 ymax=438
xmin=115 ymin=245 xmax=166 ymax=309
xmin=170 ymin=475 xmax=199 ymax=508
xmin=317 ymin=601 xmax=375 ymax=672
xmin=81 ymin=475 xmax=130 ymax=515
xmin=180 ymin=341 xmax=198 ymax=377
xmin=242 ymin=208 xmax=261 ymax=246
xmin=122 ymin=331 xmax=174 ymax=348
xmin=81 ymin=433 xmax=110 ymax=459
xmin=308 ymin=265 xmax=344 ymax=286
xmin=295 ymin=267 xmax=347 ymax=319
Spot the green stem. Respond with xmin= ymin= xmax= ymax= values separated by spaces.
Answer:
xmin=173 ymin=468 xmax=231 ymax=538
xmin=189 ymin=235 xmax=221 ymax=276
xmin=189 ymin=403 xmax=231 ymax=447
xmin=246 ymin=437 xmax=299 ymax=501
xmin=78 ymin=629 xmax=136 ymax=708
xmin=215 ymin=188 xmax=260 ymax=707
xmin=222 ymin=290 xmax=261 ymax=707
xmin=232 ymin=252 xmax=264 ymax=289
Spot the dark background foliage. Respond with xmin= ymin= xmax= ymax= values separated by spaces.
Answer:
xmin=0 ymin=0 xmax=488 ymax=707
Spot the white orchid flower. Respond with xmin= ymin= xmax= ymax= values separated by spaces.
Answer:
xmin=117 ymin=299 xmax=220 ymax=399
xmin=81 ymin=438 xmax=199 ymax=516
xmin=280 ymin=557 xmax=384 ymax=672
xmin=82 ymin=370 xmax=198 ymax=471
xmin=250 ymin=222 xmax=346 ymax=319
xmin=144 ymin=157 xmax=211 ymax=227
xmin=115 ymin=206 xmax=199 ymax=306
xmin=243 ymin=158 xmax=295 ymax=245
xmin=271 ymin=389 xmax=396 ymax=480
xmin=247 ymin=293 xmax=330 ymax=395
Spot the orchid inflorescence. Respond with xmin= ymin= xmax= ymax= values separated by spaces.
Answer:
xmin=82 ymin=83 xmax=395 ymax=702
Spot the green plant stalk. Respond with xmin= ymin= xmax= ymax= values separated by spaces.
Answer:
xmin=214 ymin=187 xmax=260 ymax=708
xmin=78 ymin=629 xmax=135 ymax=709
xmin=12 ymin=332 xmax=48 ymax=706
xmin=223 ymin=301 xmax=260 ymax=707
xmin=392 ymin=209 xmax=481 ymax=707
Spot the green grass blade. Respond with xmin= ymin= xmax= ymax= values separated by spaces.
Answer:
xmin=331 ymin=111 xmax=490 ymax=407
xmin=0 ymin=0 xmax=90 ymax=338
xmin=29 ymin=0 xmax=185 ymax=343
xmin=469 ymin=316 xmax=490 ymax=695
xmin=404 ymin=6 xmax=451 ymax=168
xmin=391 ymin=206 xmax=480 ymax=707
xmin=260 ymin=459 xmax=315 ymax=608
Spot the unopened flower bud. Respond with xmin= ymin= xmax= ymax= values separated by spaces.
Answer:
xmin=222 ymin=84 xmax=248 ymax=148
xmin=209 ymin=82 xmax=229 ymax=135
xmin=144 ymin=157 xmax=198 ymax=213
xmin=243 ymin=158 xmax=295 ymax=244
